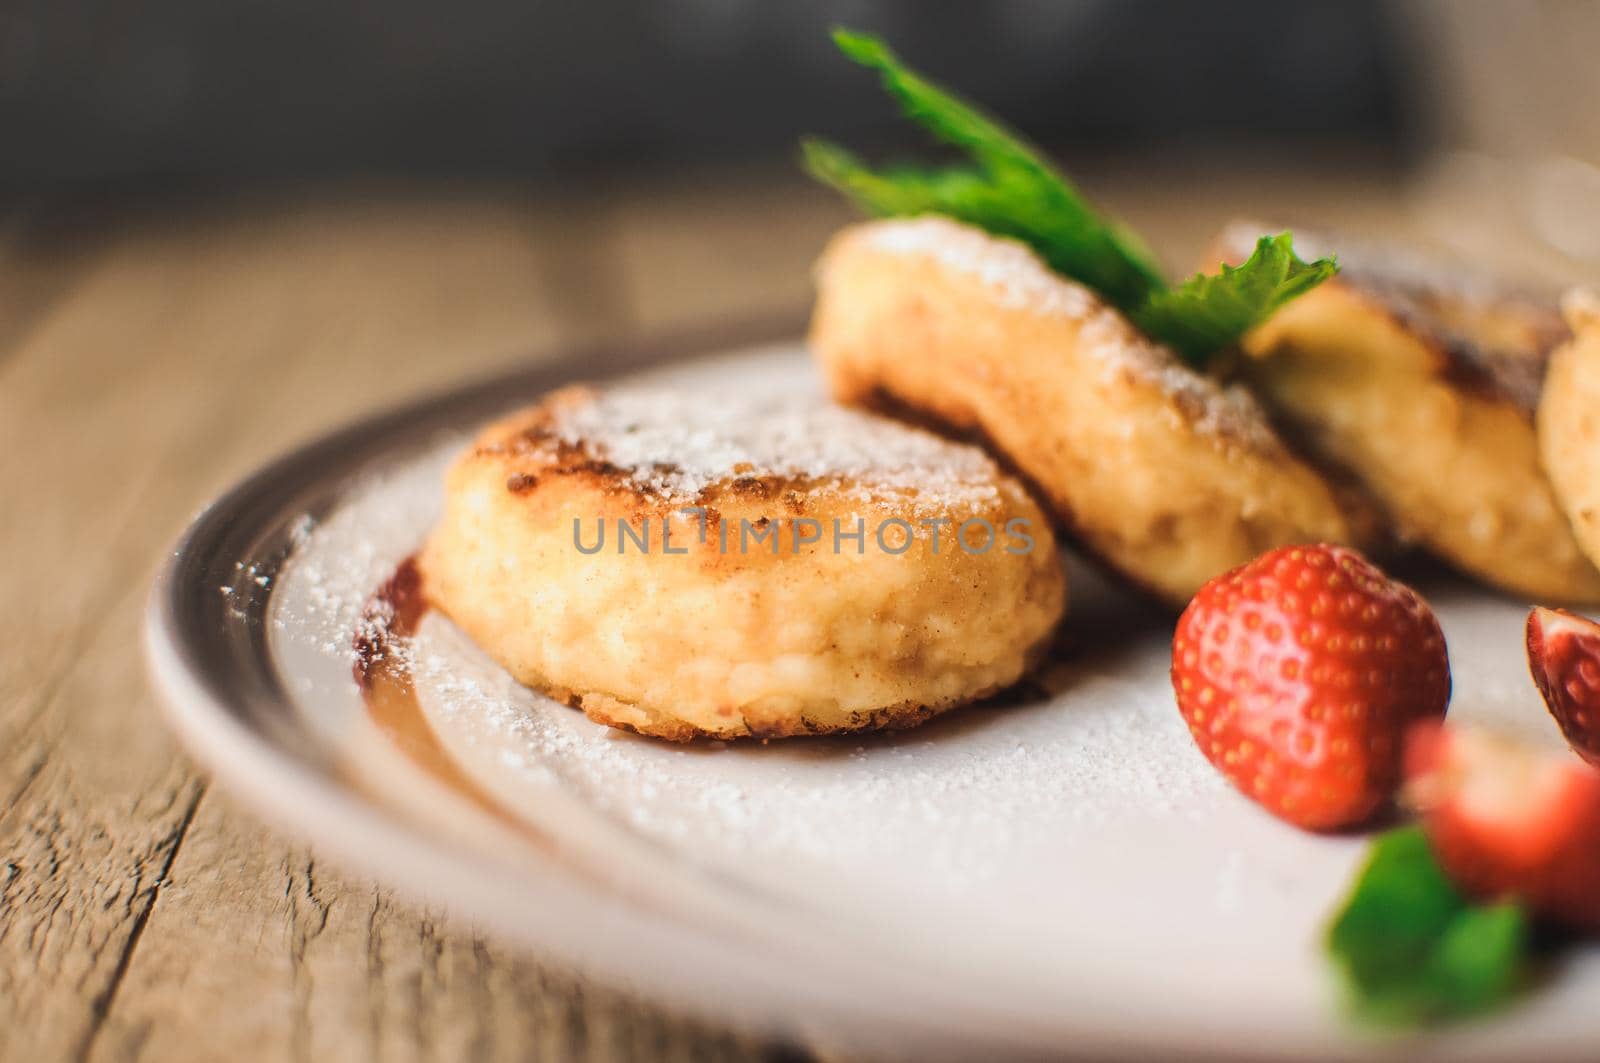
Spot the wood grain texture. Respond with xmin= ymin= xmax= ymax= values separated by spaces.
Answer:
xmin=86 ymin=794 xmax=782 ymax=1063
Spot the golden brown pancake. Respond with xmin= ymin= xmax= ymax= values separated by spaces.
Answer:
xmin=1539 ymin=289 xmax=1600 ymax=575
xmin=809 ymin=216 xmax=1368 ymax=605
xmin=420 ymin=385 xmax=1066 ymax=741
xmin=1213 ymin=222 xmax=1600 ymax=603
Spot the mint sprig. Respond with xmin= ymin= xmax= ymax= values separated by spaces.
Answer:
xmin=1135 ymin=233 xmax=1339 ymax=364
xmin=1326 ymin=827 xmax=1528 ymax=1025
xmin=804 ymin=29 xmax=1337 ymax=365
xmin=804 ymin=28 xmax=1163 ymax=316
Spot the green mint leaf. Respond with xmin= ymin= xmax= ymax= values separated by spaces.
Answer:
xmin=805 ymin=29 xmax=1338 ymax=364
xmin=1325 ymin=826 xmax=1528 ymax=1026
xmin=1429 ymin=902 xmax=1527 ymax=1016
xmin=1134 ymin=232 xmax=1338 ymax=365
xmin=801 ymin=139 xmax=988 ymax=218
xmin=808 ymin=28 xmax=1166 ymax=314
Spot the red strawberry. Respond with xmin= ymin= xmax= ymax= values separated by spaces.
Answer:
xmin=1171 ymin=544 xmax=1450 ymax=831
xmin=1527 ymin=606 xmax=1600 ymax=768
xmin=1405 ymin=720 xmax=1600 ymax=932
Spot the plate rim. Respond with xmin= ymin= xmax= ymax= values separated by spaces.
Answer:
xmin=144 ymin=318 xmax=1588 ymax=1062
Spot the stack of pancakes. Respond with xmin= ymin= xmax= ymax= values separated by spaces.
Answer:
xmin=422 ymin=215 xmax=1600 ymax=741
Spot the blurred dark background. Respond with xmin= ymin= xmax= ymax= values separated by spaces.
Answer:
xmin=0 ymin=0 xmax=1418 ymax=192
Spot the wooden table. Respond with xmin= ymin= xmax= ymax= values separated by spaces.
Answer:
xmin=4 ymin=157 xmax=1550 ymax=1061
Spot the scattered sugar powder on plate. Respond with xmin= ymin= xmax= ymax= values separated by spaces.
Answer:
xmin=401 ymin=591 xmax=1228 ymax=905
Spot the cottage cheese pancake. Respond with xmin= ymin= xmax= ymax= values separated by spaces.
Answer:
xmin=1540 ymin=290 xmax=1600 ymax=576
xmin=1214 ymin=222 xmax=1600 ymax=603
xmin=809 ymin=216 xmax=1368 ymax=604
xmin=419 ymin=386 xmax=1066 ymax=741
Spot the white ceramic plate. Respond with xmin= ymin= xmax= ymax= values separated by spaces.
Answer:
xmin=147 ymin=336 xmax=1600 ymax=1061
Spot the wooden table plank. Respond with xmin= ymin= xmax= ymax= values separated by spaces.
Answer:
xmin=88 ymin=793 xmax=782 ymax=1063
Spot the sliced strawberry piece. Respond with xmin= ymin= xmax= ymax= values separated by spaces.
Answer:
xmin=1527 ymin=606 xmax=1600 ymax=768
xmin=1405 ymin=720 xmax=1600 ymax=932
xmin=1171 ymin=543 xmax=1451 ymax=831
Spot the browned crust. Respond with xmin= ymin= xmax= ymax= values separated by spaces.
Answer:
xmin=1351 ymin=278 xmax=1561 ymax=414
xmin=1214 ymin=222 xmax=1568 ymax=414
xmin=471 ymin=384 xmax=953 ymax=523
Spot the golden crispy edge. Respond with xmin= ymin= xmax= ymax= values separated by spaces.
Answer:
xmin=1540 ymin=291 xmax=1600 ymax=573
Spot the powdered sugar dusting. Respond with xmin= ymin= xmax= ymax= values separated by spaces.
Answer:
xmin=863 ymin=215 xmax=1099 ymax=320
xmin=861 ymin=217 xmax=1283 ymax=452
xmin=549 ymin=387 xmax=1002 ymax=507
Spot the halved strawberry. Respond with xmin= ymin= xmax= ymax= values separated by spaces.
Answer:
xmin=1527 ymin=606 xmax=1600 ymax=768
xmin=1171 ymin=544 xmax=1451 ymax=831
xmin=1405 ymin=720 xmax=1600 ymax=932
